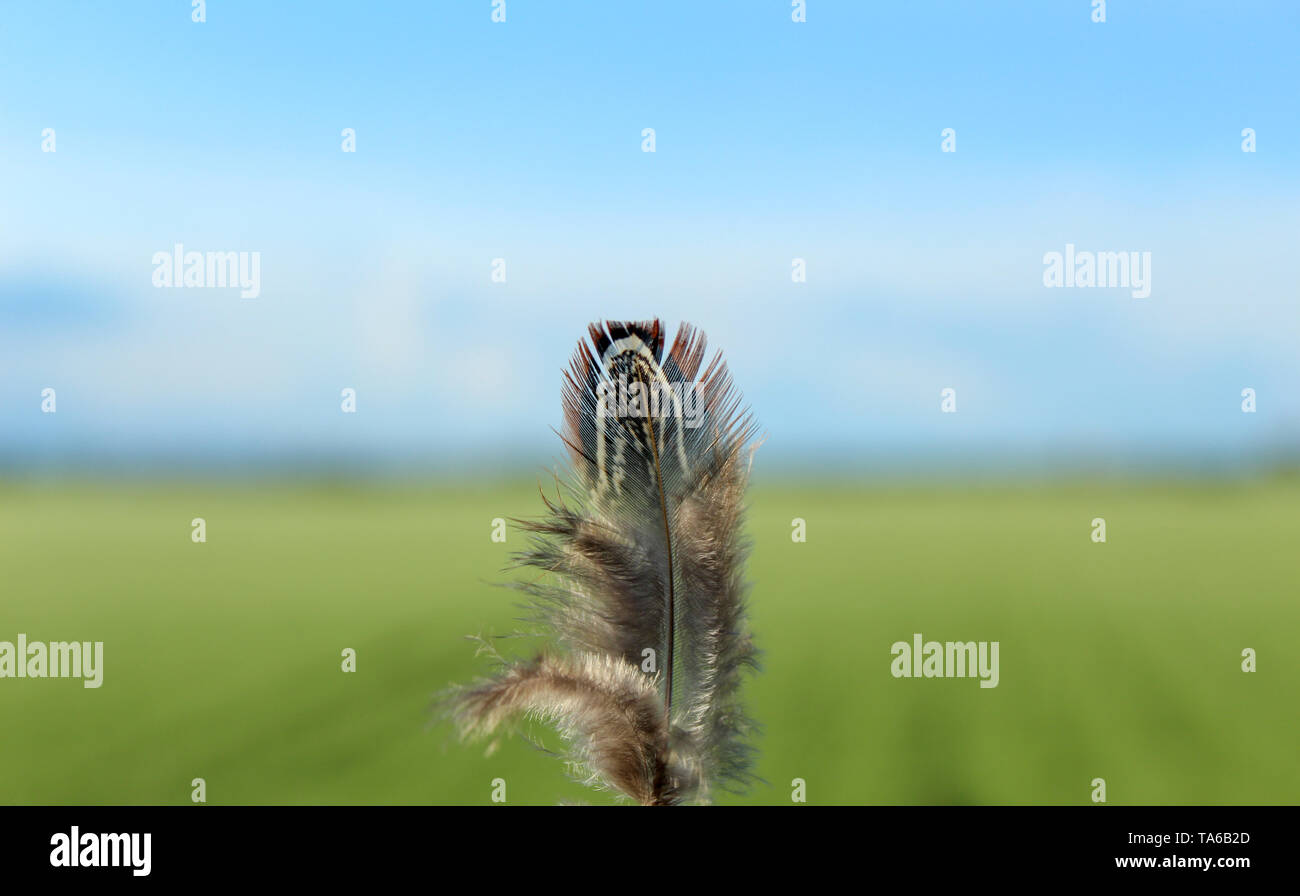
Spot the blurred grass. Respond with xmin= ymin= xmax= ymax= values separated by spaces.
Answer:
xmin=1 ymin=475 xmax=1296 ymax=805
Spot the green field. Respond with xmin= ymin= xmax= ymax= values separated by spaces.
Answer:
xmin=1 ymin=475 xmax=1296 ymax=805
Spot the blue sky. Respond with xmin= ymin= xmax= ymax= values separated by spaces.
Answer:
xmin=1 ymin=1 xmax=1297 ymax=474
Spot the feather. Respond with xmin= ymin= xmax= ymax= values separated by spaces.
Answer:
xmin=446 ymin=319 xmax=760 ymax=805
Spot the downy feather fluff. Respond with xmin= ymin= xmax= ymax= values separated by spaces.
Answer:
xmin=447 ymin=319 xmax=760 ymax=805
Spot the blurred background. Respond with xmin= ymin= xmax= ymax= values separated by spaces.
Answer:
xmin=1 ymin=1 xmax=1297 ymax=804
